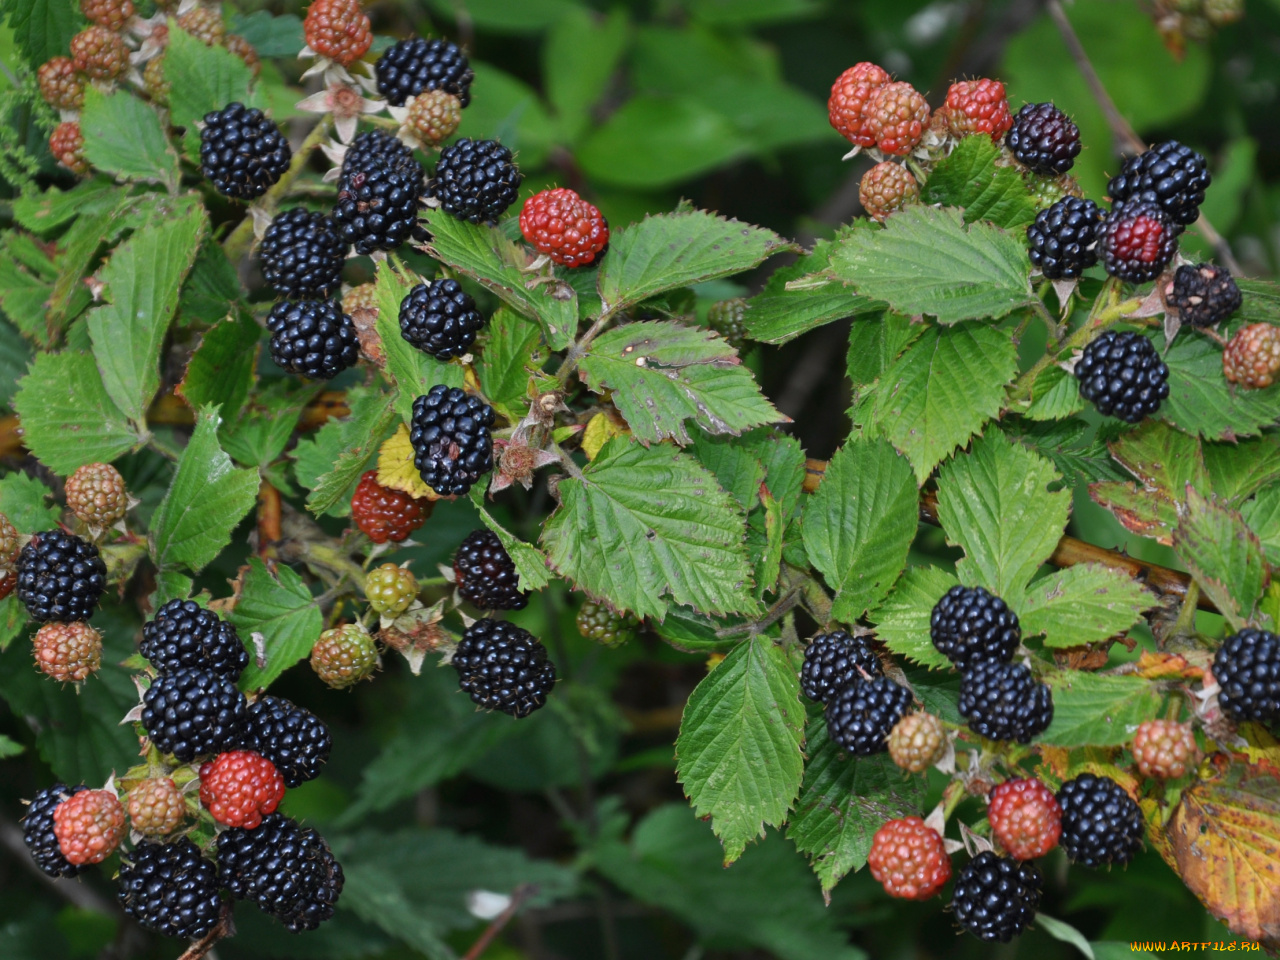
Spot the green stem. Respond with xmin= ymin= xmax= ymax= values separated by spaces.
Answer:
xmin=555 ymin=306 xmax=620 ymax=382
xmin=1170 ymin=579 xmax=1201 ymax=641
xmin=940 ymin=779 xmax=967 ymax=822
xmin=302 ymin=541 xmax=367 ymax=594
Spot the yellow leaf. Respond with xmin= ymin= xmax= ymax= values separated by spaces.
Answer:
xmin=582 ymin=411 xmax=629 ymax=461
xmin=375 ymin=425 xmax=440 ymax=501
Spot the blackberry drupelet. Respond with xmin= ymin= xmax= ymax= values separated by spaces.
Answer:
xmin=399 ymin=277 xmax=486 ymax=360
xmin=1006 ymin=102 xmax=1080 ymax=176
xmin=141 ymin=667 xmax=246 ymax=763
xmin=930 ymin=584 xmax=1022 ymax=669
xmin=1056 ymin=773 xmax=1144 ymax=867
xmin=217 ymin=814 xmax=343 ymax=932
xmin=951 ymin=851 xmax=1042 ymax=942
xmin=266 ymin=299 xmax=360 ymax=380
xmin=200 ymin=102 xmax=291 ymax=201
xmin=800 ymin=630 xmax=882 ymax=704
xmin=375 ymin=37 xmax=474 ymax=108
xmin=118 ymin=838 xmax=222 ymax=939
xmin=1074 ymin=330 xmax=1169 ymax=423
xmin=1027 ymin=197 xmax=1106 ymax=280
xmin=1213 ymin=628 xmax=1280 ymax=726
xmin=140 ymin=598 xmax=249 ymax=679
xmin=238 ymin=695 xmax=332 ymax=788
xmin=454 ymin=530 xmax=529 ymax=610
xmin=824 ymin=676 xmax=912 ymax=756
xmin=429 ymin=138 xmax=523 ymax=225
xmin=958 ymin=660 xmax=1053 ymax=743
xmin=409 ymin=385 xmax=496 ymax=497
xmin=260 ymin=208 xmax=345 ymax=298
xmin=453 ymin=618 xmax=556 ymax=718
xmin=1108 ymin=141 xmax=1210 ymax=230
xmin=1166 ymin=263 xmax=1242 ymax=327
xmin=23 ymin=783 xmax=88 ymax=879
xmin=16 ymin=530 xmax=107 ymax=623
xmin=1100 ymin=200 xmax=1177 ymax=283
xmin=334 ymin=131 xmax=426 ymax=254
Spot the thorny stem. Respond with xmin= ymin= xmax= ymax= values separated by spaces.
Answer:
xmin=555 ymin=307 xmax=621 ymax=382
xmin=177 ymin=904 xmax=234 ymax=960
xmin=715 ymin=585 xmax=802 ymax=639
xmin=940 ymin=779 xmax=967 ymax=822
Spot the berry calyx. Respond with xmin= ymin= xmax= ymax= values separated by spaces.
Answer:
xmin=1056 ymin=773 xmax=1144 ymax=867
xmin=887 ymin=712 xmax=946 ymax=773
xmin=50 ymin=122 xmax=89 ymax=175
xmin=828 ymin=62 xmax=891 ymax=147
xmin=70 ymin=25 xmax=129 ymax=82
xmin=350 ymin=470 xmax=432 ymax=543
xmin=1074 ymin=330 xmax=1170 ymax=423
xmin=198 ymin=750 xmax=286 ymax=829
xmin=453 ymin=618 xmax=557 ymax=718
xmin=52 ymin=788 xmax=125 ymax=865
xmin=859 ymin=161 xmax=920 ymax=222
xmin=1213 ymin=628 xmax=1280 ymax=724
xmin=868 ymin=81 xmax=930 ymax=156
xmin=454 ymin=529 xmax=529 ymax=611
xmin=409 ymin=385 xmax=496 ymax=497
xmin=930 ymin=584 xmax=1022 ymax=669
xmin=365 ymin=562 xmax=418 ymax=617
xmin=1165 ymin=263 xmax=1241 ymax=327
xmin=127 ymin=777 xmax=187 ymax=837
xmin=311 ymin=623 xmax=378 ymax=689
xmin=988 ymin=777 xmax=1061 ymax=861
xmin=303 ymin=0 xmax=372 ymax=66
xmin=1132 ymin=719 xmax=1199 ymax=779
xmin=943 ymin=78 xmax=1013 ymax=140
xmin=951 ymin=851 xmax=1042 ymax=941
xmin=1006 ymin=102 xmax=1081 ymax=176
xmin=38 ymin=57 xmax=85 ymax=112
xmin=824 ymin=675 xmax=912 ymax=755
xmin=65 ymin=461 xmax=129 ymax=528
xmin=800 ymin=630 xmax=882 ymax=705
xmin=519 ymin=188 xmax=611 ymax=268
xmin=33 ymin=621 xmax=102 ymax=682
xmin=1223 ymin=323 xmax=1280 ymax=390
xmin=1026 ymin=197 xmax=1106 ymax=280
xmin=868 ymin=816 xmax=952 ymax=900
xmin=1101 ymin=200 xmax=1178 ymax=283
xmin=576 ymin=600 xmax=636 ymax=648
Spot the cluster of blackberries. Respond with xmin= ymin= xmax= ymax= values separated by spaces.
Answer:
xmin=801 ymin=631 xmax=911 ymax=756
xmin=453 ymin=617 xmax=557 ymax=718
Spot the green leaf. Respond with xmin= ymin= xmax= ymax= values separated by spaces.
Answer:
xmin=79 ymin=87 xmax=179 ymax=188
xmin=580 ymin=321 xmax=784 ymax=444
xmin=151 ymin=406 xmax=260 ymax=573
xmin=541 ymin=436 xmax=755 ymax=621
xmin=178 ymin=241 xmax=245 ymax=326
xmin=0 ymin=320 xmax=31 ymax=409
xmin=845 ymin=311 xmax=921 ymax=391
xmin=868 ymin=566 xmax=959 ymax=669
xmin=87 ymin=203 xmax=208 ymax=424
xmin=691 ymin=430 xmax=777 ymax=513
xmin=1015 ymin=564 xmax=1155 ymax=648
xmin=164 ymin=22 xmax=258 ymax=133
xmin=228 ymin=10 xmax=304 ymax=55
xmin=153 ymin=569 xmax=193 ymax=607
xmin=802 ymin=438 xmax=917 ymax=622
xmin=221 ymin=381 xmax=321 ymax=469
xmin=372 ymin=263 xmax=465 ymax=424
xmin=1204 ymin=436 xmax=1280 ymax=503
xmin=474 ymin=307 xmax=543 ymax=421
xmin=871 ymin=323 xmax=1019 ymax=483
xmin=1174 ymin=486 xmax=1270 ymax=631
xmin=919 ymin=136 xmax=1039 ymax=230
xmin=1039 ymin=671 xmax=1164 ymax=747
xmin=743 ymin=240 xmax=880 ymax=344
xmin=0 ymin=734 xmax=23 ymax=758
xmin=176 ymin=311 xmax=260 ymax=424
xmin=231 ymin=558 xmax=323 ymax=692
xmin=1087 ymin=482 xmax=1178 ymax=542
xmin=1025 ymin=363 xmax=1088 ymax=420
xmin=1036 ymin=914 xmax=1096 ymax=960
xmin=1160 ymin=323 xmax=1280 ymax=440
xmin=936 ymin=431 xmax=1071 ymax=597
xmin=1108 ymin=420 xmax=1209 ymax=495
xmin=0 ymin=0 xmax=80 ymax=70
xmin=829 ymin=206 xmax=1034 ymax=325
xmin=544 ymin=8 xmax=630 ymax=142
xmin=294 ymin=388 xmax=397 ymax=517
xmin=597 ymin=209 xmax=796 ymax=313
xmin=0 ymin=236 xmax=57 ymax=346
xmin=754 ymin=487 xmax=786 ymax=602
xmin=652 ymin=605 xmax=745 ymax=654
xmin=1242 ymin=486 xmax=1280 ymax=567
xmin=471 ymin=494 xmax=553 ymax=593
xmin=13 ymin=351 xmax=141 ymax=473
xmin=0 ymin=473 xmax=59 ymax=533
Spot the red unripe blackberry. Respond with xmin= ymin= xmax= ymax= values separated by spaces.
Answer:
xmin=1213 ymin=628 xmax=1280 ymax=723
xmin=828 ymin=62 xmax=891 ymax=147
xmin=868 ymin=81 xmax=930 ymax=156
xmin=217 ymin=813 xmax=344 ymax=931
xmin=200 ymin=102 xmax=292 ymax=201
xmin=198 ymin=750 xmax=285 ymax=829
xmin=519 ymin=188 xmax=610 ymax=268
xmin=1108 ymin=140 xmax=1210 ymax=231
xmin=350 ymin=470 xmax=432 ymax=543
xmin=81 ymin=0 xmax=135 ymax=30
xmin=70 ymin=25 xmax=129 ymax=82
xmin=404 ymin=89 xmax=463 ymax=147
xmin=0 ymin=571 xmax=15 ymax=601
xmin=1006 ymin=102 xmax=1080 ymax=176
xmin=930 ymin=584 xmax=1021 ymax=669
xmin=65 ymin=461 xmax=129 ymax=527
xmin=52 ymin=788 xmax=125 ymax=865
xmin=238 ymin=695 xmax=332 ymax=788
xmin=453 ymin=618 xmax=557 ymax=718
xmin=127 ymin=777 xmax=187 ymax=837
xmin=118 ymin=838 xmax=222 ymax=939
xmin=50 ymin=122 xmax=89 ymax=175
xmin=303 ymin=0 xmax=372 ymax=66
xmin=376 ymin=37 xmax=474 ymax=108
xmin=1101 ymin=200 xmax=1177 ymax=283
xmin=1223 ymin=323 xmax=1280 ymax=390
xmin=824 ymin=675 xmax=911 ymax=756
xmin=1165 ymin=263 xmax=1241 ymax=327
xmin=141 ymin=598 xmax=249 ymax=679
xmin=943 ymin=78 xmax=1013 ymax=140
xmin=859 ymin=161 xmax=919 ymax=222
xmin=454 ymin=529 xmax=529 ymax=611
xmin=16 ymin=530 xmax=107 ymax=623
xmin=38 ymin=57 xmax=85 ymax=112
xmin=887 ymin=712 xmax=946 ymax=772
xmin=1074 ymin=330 xmax=1169 ymax=423
xmin=1132 ymin=719 xmax=1198 ymax=779
xmin=24 ymin=784 xmax=89 ymax=878
xmin=1056 ymin=773 xmax=1144 ymax=867
xmin=429 ymin=138 xmax=524 ymax=225
xmin=1026 ymin=197 xmax=1107 ymax=280
xmin=958 ymin=660 xmax=1053 ymax=743
xmin=951 ymin=851 xmax=1042 ymax=941
xmin=867 ymin=816 xmax=952 ymax=900
xmin=176 ymin=5 xmax=226 ymax=47
xmin=800 ymin=629 xmax=881 ymax=705
xmin=988 ymin=778 xmax=1061 ymax=860
xmin=226 ymin=34 xmax=262 ymax=75
xmin=311 ymin=623 xmax=378 ymax=689
xmin=408 ymin=385 xmax=496 ymax=497
xmin=366 ymin=562 xmax=418 ymax=617
xmin=33 ymin=621 xmax=102 ymax=682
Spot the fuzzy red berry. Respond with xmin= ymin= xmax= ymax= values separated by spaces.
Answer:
xmin=866 ymin=816 xmax=952 ymax=900
xmin=365 ymin=563 xmax=417 ymax=617
xmin=176 ymin=5 xmax=226 ymax=47
xmin=49 ymin=122 xmax=89 ymax=175
xmin=37 ymin=57 xmax=85 ymax=112
xmin=81 ymin=0 xmax=135 ymax=30
xmin=350 ymin=470 xmax=432 ymax=543
xmin=0 ymin=572 xmax=14 ymax=601
xmin=859 ymin=161 xmax=919 ymax=222
xmin=225 ymin=34 xmax=261 ymax=76
xmin=519 ymin=188 xmax=610 ymax=268
xmin=887 ymin=712 xmax=945 ymax=772
xmin=404 ymin=89 xmax=462 ymax=148
xmin=304 ymin=0 xmax=373 ymax=66
xmin=943 ymin=78 xmax=1013 ymax=140
xmin=828 ymin=62 xmax=891 ymax=148
xmin=311 ymin=623 xmax=378 ymax=689
xmin=32 ymin=621 xmax=102 ymax=683
xmin=869 ymin=81 xmax=930 ymax=156
xmin=987 ymin=777 xmax=1061 ymax=861
xmin=1223 ymin=323 xmax=1280 ymax=389
xmin=1132 ymin=719 xmax=1199 ymax=779
xmin=53 ymin=788 xmax=125 ymax=865
xmin=127 ymin=777 xmax=187 ymax=837
xmin=198 ymin=751 xmax=285 ymax=829
xmin=70 ymin=25 xmax=129 ymax=82
xmin=66 ymin=462 xmax=129 ymax=528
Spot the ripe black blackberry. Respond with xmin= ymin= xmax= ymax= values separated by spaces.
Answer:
xmin=23 ymin=783 xmax=88 ymax=879
xmin=140 ymin=598 xmax=249 ymax=679
xmin=429 ymin=138 xmax=523 ymax=225
xmin=217 ymin=814 xmax=344 ymax=932
xmin=409 ymin=385 xmax=495 ymax=496
xmin=375 ymin=37 xmax=474 ymax=108
xmin=1026 ymin=197 xmax=1106 ymax=280
xmin=200 ymin=102 xmax=291 ymax=201
xmin=958 ymin=660 xmax=1053 ymax=743
xmin=930 ymin=585 xmax=1022 ymax=669
xmin=260 ymin=208 xmax=345 ymax=298
xmin=1109 ymin=140 xmax=1210 ymax=231
xmin=399 ymin=277 xmax=486 ymax=360
xmin=141 ymin=666 xmax=246 ymax=762
xmin=335 ymin=131 xmax=426 ymax=254
xmin=453 ymin=618 xmax=556 ymax=718
xmin=454 ymin=529 xmax=529 ymax=611
xmin=16 ymin=530 xmax=107 ymax=623
xmin=118 ymin=838 xmax=222 ymax=939
xmin=1074 ymin=330 xmax=1169 ymax=424
xmin=1005 ymin=102 xmax=1080 ymax=176
xmin=1213 ymin=628 xmax=1280 ymax=726
xmin=238 ymin=695 xmax=332 ymax=788
xmin=1166 ymin=263 xmax=1242 ymax=327
xmin=951 ymin=851 xmax=1042 ymax=942
xmin=800 ymin=630 xmax=882 ymax=704
xmin=266 ymin=299 xmax=360 ymax=380
xmin=824 ymin=676 xmax=912 ymax=756
xmin=1100 ymin=200 xmax=1177 ymax=284
xmin=1056 ymin=773 xmax=1144 ymax=867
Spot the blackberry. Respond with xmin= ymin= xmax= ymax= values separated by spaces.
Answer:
xmin=800 ymin=630 xmax=882 ymax=704
xmin=429 ymin=138 xmax=523 ymax=225
xmin=260 ymin=208 xmax=345 ymax=298
xmin=375 ymin=37 xmax=474 ymax=108
xmin=118 ymin=839 xmax=222 ymax=939
xmin=409 ymin=385 xmax=496 ymax=497
xmin=399 ymin=277 xmax=486 ymax=360
xmin=1056 ymin=773 xmax=1144 ymax=867
xmin=454 ymin=530 xmax=529 ymax=611
xmin=141 ymin=666 xmax=246 ymax=763
xmin=824 ymin=676 xmax=912 ymax=756
xmin=1166 ymin=263 xmax=1241 ymax=327
xmin=951 ymin=851 xmax=1042 ymax=942
xmin=23 ymin=783 xmax=88 ymax=879
xmin=706 ymin=298 xmax=748 ymax=351
xmin=1074 ymin=330 xmax=1169 ymax=423
xmin=1101 ymin=200 xmax=1177 ymax=283
xmin=930 ymin=585 xmax=1022 ymax=669
xmin=453 ymin=618 xmax=556 ymax=718
xmin=1027 ymin=197 xmax=1106 ymax=280
xmin=1213 ymin=628 xmax=1280 ymax=726
xmin=217 ymin=814 xmax=343 ymax=932
xmin=140 ymin=598 xmax=249 ymax=679
xmin=335 ymin=131 xmax=425 ymax=254
xmin=16 ymin=530 xmax=107 ymax=623
xmin=266 ymin=300 xmax=360 ymax=380
xmin=341 ymin=129 xmax=413 ymax=174
xmin=200 ymin=102 xmax=291 ymax=201
xmin=238 ymin=695 xmax=332 ymax=788
xmin=1006 ymin=102 xmax=1080 ymax=176
xmin=958 ymin=660 xmax=1053 ymax=743
xmin=1109 ymin=141 xmax=1210 ymax=231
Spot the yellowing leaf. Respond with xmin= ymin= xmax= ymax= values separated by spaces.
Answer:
xmin=582 ymin=411 xmax=629 ymax=460
xmin=376 ymin=425 xmax=440 ymax=501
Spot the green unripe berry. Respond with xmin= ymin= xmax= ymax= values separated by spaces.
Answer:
xmin=311 ymin=623 xmax=378 ymax=689
xmin=366 ymin=563 xmax=418 ymax=617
